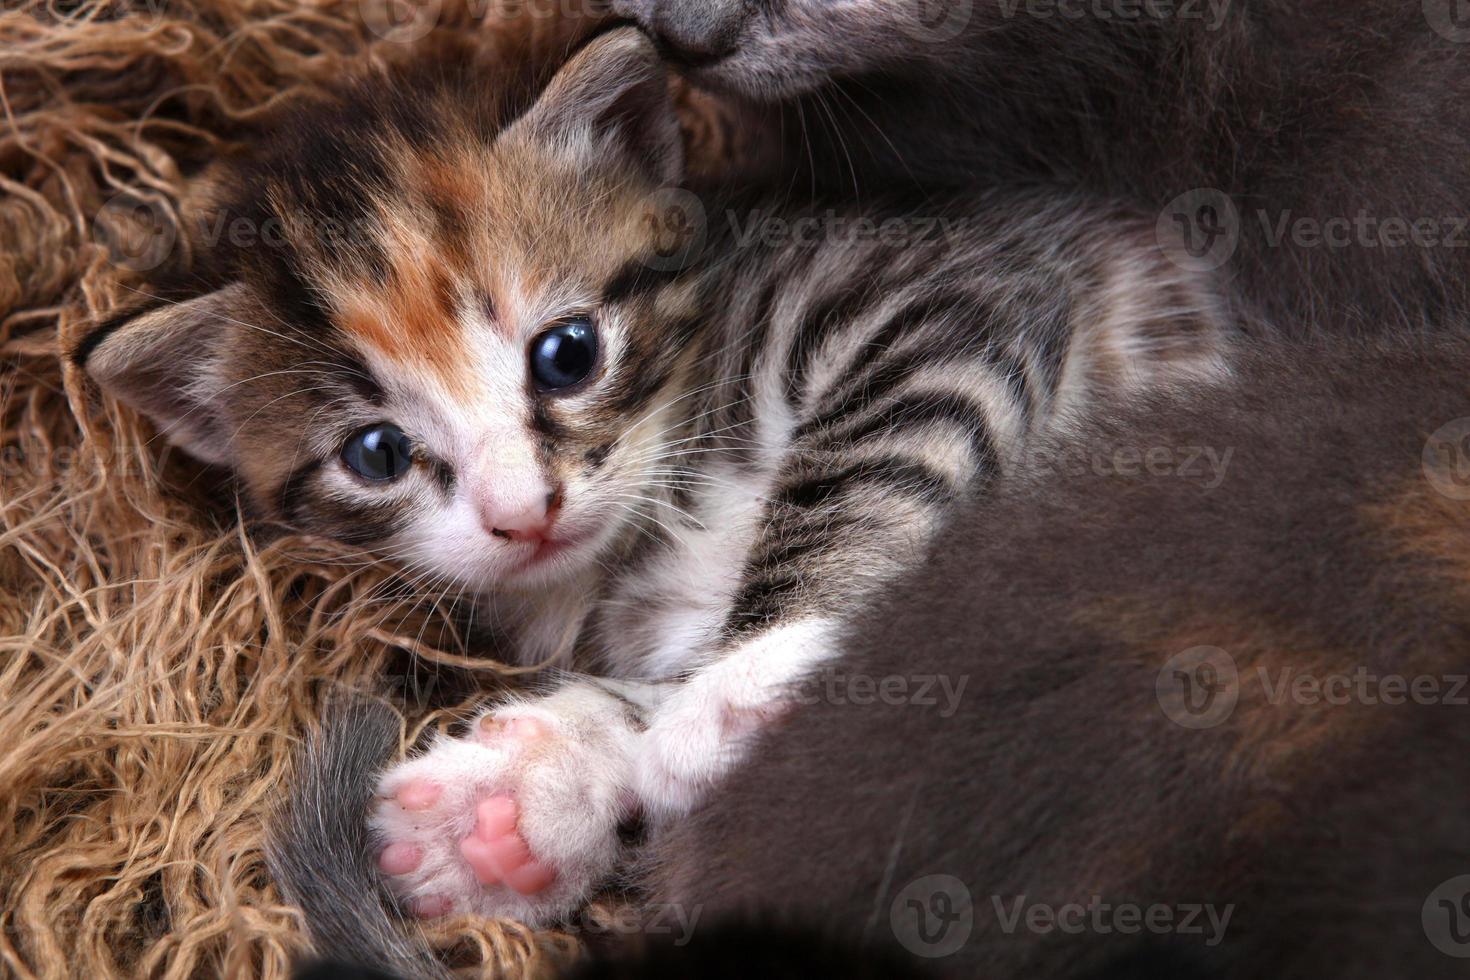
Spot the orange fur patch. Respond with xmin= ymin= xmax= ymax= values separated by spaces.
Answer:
xmin=341 ymin=260 xmax=477 ymax=398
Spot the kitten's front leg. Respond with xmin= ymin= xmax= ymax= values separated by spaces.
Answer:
xmin=370 ymin=679 xmax=657 ymax=924
xmin=634 ymin=466 xmax=955 ymax=818
xmin=634 ymin=617 xmax=842 ymax=816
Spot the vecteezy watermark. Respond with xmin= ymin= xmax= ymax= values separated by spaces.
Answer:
xmin=1156 ymin=188 xmax=1241 ymax=272
xmin=1156 ymin=646 xmax=1240 ymax=729
xmin=358 ymin=0 xmax=443 ymax=43
xmin=1007 ymin=443 xmax=1234 ymax=489
xmin=726 ymin=209 xmax=967 ymax=251
xmin=1424 ymin=875 xmax=1470 ymax=958
xmin=1000 ymin=0 xmax=1231 ymax=29
xmin=790 ymin=669 xmax=969 ymax=717
xmin=992 ymin=896 xmax=1234 ymax=946
xmin=1157 ymin=189 xmax=1470 ymax=271
xmin=1158 ymin=647 xmax=1470 ymax=729
xmin=1258 ymin=210 xmax=1470 ymax=251
xmin=639 ymin=187 xmax=708 ymax=272
xmin=891 ymin=874 xmax=975 ymax=958
xmin=571 ymin=903 xmax=703 ymax=947
xmin=93 ymin=191 xmax=180 ymax=273
xmin=899 ymin=0 xmax=976 ymax=43
xmin=1258 ymin=666 xmax=1469 ymax=708
xmin=1424 ymin=0 xmax=1470 ymax=43
xmin=1423 ymin=418 xmax=1470 ymax=501
xmin=91 ymin=201 xmax=385 ymax=275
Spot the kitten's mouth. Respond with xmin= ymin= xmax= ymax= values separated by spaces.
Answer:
xmin=515 ymin=534 xmax=585 ymax=570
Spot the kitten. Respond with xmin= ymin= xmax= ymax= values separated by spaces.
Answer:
xmin=629 ymin=336 xmax=1470 ymax=979
xmin=75 ymin=27 xmax=1223 ymax=946
xmin=282 ymin=336 xmax=1470 ymax=980
xmin=611 ymin=0 xmax=1470 ymax=334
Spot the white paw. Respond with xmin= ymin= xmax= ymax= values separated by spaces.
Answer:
xmin=633 ymin=620 xmax=836 ymax=817
xmin=369 ymin=686 xmax=637 ymax=926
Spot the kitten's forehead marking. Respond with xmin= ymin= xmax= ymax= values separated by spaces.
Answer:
xmin=338 ymin=264 xmax=477 ymax=402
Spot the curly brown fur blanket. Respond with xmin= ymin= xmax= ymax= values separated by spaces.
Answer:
xmin=0 ymin=2 xmax=752 ymax=976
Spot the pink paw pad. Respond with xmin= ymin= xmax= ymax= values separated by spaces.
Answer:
xmin=378 ymin=842 xmax=423 ymax=876
xmin=394 ymin=779 xmax=442 ymax=811
xmin=458 ymin=796 xmax=556 ymax=896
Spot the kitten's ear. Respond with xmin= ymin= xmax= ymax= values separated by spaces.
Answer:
xmin=510 ymin=26 xmax=684 ymax=185
xmin=74 ymin=284 xmax=250 ymax=466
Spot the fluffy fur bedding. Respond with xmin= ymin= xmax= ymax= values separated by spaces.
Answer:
xmin=0 ymin=2 xmax=747 ymax=975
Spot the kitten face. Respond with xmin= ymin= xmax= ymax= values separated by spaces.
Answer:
xmin=612 ymin=0 xmax=961 ymax=100
xmin=77 ymin=29 xmax=702 ymax=593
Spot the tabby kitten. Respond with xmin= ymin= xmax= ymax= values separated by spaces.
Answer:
xmin=292 ymin=338 xmax=1470 ymax=980
xmin=614 ymin=0 xmax=1470 ymax=334
xmin=76 ymin=28 xmax=1224 ymax=934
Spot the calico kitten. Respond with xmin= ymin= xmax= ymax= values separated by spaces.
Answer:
xmin=284 ymin=337 xmax=1470 ymax=980
xmin=631 ymin=336 xmax=1470 ymax=979
xmin=612 ymin=0 xmax=1470 ymax=334
xmin=75 ymin=27 xmax=1223 ymax=945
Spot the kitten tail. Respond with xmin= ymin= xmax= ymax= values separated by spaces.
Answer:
xmin=267 ymin=698 xmax=445 ymax=980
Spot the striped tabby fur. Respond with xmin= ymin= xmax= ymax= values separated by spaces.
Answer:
xmin=75 ymin=27 xmax=1227 ymax=970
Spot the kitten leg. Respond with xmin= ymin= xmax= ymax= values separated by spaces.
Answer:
xmin=634 ymin=617 xmax=842 ymax=817
xmin=369 ymin=679 xmax=653 ymax=924
xmin=634 ymin=465 xmax=959 ymax=817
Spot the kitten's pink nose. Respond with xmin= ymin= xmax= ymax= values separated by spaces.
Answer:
xmin=482 ymin=487 xmax=563 ymax=545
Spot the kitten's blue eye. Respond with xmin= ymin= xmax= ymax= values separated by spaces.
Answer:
xmin=342 ymin=424 xmax=413 ymax=481
xmin=530 ymin=317 xmax=598 ymax=392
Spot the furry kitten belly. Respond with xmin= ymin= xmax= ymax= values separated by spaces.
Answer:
xmin=73 ymin=26 xmax=1225 ymax=965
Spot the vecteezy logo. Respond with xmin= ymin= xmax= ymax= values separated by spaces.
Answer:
xmin=891 ymin=874 xmax=973 ymax=958
xmin=1424 ymin=0 xmax=1470 ymax=43
xmin=1156 ymin=646 xmax=1239 ymax=729
xmin=900 ymin=0 xmax=975 ymax=43
xmin=1156 ymin=188 xmax=1240 ymax=272
xmin=1423 ymin=875 xmax=1470 ymax=957
xmin=358 ymin=0 xmax=442 ymax=43
xmin=1423 ymin=419 xmax=1470 ymax=501
xmin=93 ymin=191 xmax=179 ymax=273
xmin=639 ymin=187 xmax=707 ymax=272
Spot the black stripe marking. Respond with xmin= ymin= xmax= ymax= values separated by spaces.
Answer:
xmin=798 ymin=291 xmax=1003 ymax=433
xmin=1028 ymin=314 xmax=1074 ymax=407
xmin=603 ymin=260 xmax=684 ymax=306
xmin=775 ymin=455 xmax=954 ymax=510
xmin=278 ymin=457 xmax=326 ymax=522
xmin=529 ymin=400 xmax=566 ymax=440
xmin=837 ymin=392 xmax=1001 ymax=475
xmin=725 ymin=570 xmax=805 ymax=632
xmin=783 ymin=282 xmax=880 ymax=402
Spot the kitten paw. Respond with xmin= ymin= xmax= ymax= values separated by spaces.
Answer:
xmin=634 ymin=621 xmax=832 ymax=817
xmin=369 ymin=688 xmax=637 ymax=926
